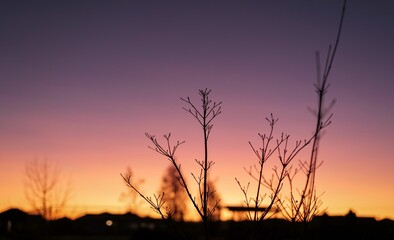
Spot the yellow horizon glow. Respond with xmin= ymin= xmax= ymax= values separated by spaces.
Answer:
xmin=1 ymin=148 xmax=393 ymax=221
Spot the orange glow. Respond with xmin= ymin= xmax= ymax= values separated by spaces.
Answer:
xmin=2 ymin=140 xmax=394 ymax=221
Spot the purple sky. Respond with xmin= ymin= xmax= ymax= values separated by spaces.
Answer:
xmin=1 ymin=0 xmax=394 ymax=219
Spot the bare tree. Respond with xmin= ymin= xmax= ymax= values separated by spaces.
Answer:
xmin=121 ymin=88 xmax=221 ymax=240
xmin=160 ymin=164 xmax=188 ymax=221
xmin=24 ymin=158 xmax=71 ymax=221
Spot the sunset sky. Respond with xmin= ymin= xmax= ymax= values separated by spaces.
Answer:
xmin=1 ymin=0 xmax=394 ymax=220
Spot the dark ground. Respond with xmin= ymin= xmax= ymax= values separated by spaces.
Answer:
xmin=1 ymin=209 xmax=393 ymax=240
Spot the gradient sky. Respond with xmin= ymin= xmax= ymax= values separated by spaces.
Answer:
xmin=1 ymin=0 xmax=394 ymax=220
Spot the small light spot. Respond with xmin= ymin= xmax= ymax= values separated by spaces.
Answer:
xmin=106 ymin=220 xmax=113 ymax=226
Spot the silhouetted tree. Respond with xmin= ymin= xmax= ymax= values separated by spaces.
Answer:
xmin=24 ymin=158 xmax=71 ymax=221
xmin=160 ymin=164 xmax=188 ymax=221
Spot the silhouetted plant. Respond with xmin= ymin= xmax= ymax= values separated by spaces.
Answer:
xmin=236 ymin=113 xmax=326 ymax=240
xmin=236 ymin=2 xmax=346 ymax=239
xmin=121 ymin=89 xmax=222 ymax=240
xmin=278 ymin=0 xmax=346 ymax=225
